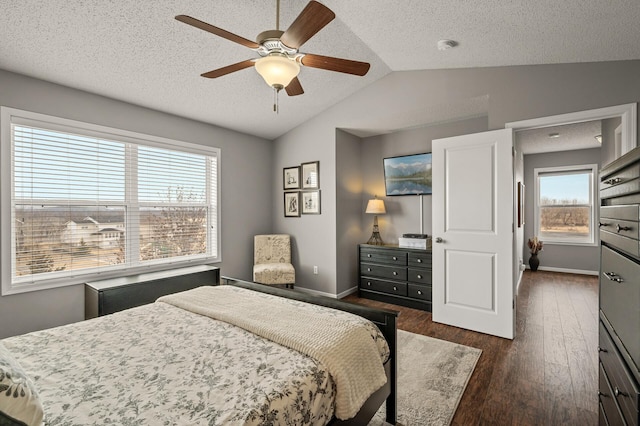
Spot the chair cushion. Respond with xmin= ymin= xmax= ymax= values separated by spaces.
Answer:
xmin=253 ymin=263 xmax=295 ymax=285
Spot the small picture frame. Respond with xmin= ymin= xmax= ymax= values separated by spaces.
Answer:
xmin=301 ymin=161 xmax=320 ymax=189
xmin=284 ymin=191 xmax=300 ymax=217
xmin=302 ymin=190 xmax=321 ymax=214
xmin=283 ymin=166 xmax=300 ymax=190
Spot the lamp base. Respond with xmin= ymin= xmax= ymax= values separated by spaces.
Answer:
xmin=367 ymin=215 xmax=384 ymax=245
xmin=367 ymin=231 xmax=384 ymax=245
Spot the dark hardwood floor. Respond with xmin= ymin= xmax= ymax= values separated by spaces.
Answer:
xmin=344 ymin=270 xmax=599 ymax=425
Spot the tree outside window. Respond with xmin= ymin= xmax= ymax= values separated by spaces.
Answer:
xmin=534 ymin=165 xmax=597 ymax=245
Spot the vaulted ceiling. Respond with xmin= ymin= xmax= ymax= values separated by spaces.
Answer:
xmin=2 ymin=1 xmax=639 ymax=140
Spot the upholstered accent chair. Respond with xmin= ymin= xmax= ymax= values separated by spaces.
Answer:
xmin=253 ymin=234 xmax=295 ymax=288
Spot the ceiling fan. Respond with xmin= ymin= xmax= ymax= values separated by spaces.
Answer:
xmin=175 ymin=0 xmax=370 ymax=106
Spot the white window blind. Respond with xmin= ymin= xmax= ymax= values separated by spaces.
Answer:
xmin=2 ymin=107 xmax=220 ymax=294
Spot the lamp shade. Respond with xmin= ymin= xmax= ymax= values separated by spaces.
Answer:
xmin=255 ymin=54 xmax=300 ymax=88
xmin=365 ymin=199 xmax=386 ymax=214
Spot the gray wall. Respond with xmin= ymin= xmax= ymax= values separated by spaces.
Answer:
xmin=335 ymin=129 xmax=365 ymax=295
xmin=514 ymin=148 xmax=525 ymax=285
xmin=5 ymin=60 xmax=640 ymax=334
xmin=273 ymin=60 xmax=640 ymax=295
xmin=0 ymin=69 xmax=272 ymax=338
xmin=361 ymin=116 xmax=489 ymax=244
xmin=523 ymin=148 xmax=602 ymax=274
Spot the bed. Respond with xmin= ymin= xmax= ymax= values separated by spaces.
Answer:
xmin=0 ymin=278 xmax=398 ymax=426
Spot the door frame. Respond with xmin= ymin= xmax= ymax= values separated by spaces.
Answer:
xmin=505 ymin=103 xmax=637 ymax=154
xmin=505 ymin=103 xmax=637 ymax=296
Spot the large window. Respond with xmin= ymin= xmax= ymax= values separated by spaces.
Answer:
xmin=533 ymin=164 xmax=598 ymax=246
xmin=1 ymin=107 xmax=220 ymax=294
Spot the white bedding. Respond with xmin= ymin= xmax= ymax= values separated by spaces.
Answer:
xmin=2 ymin=286 xmax=389 ymax=426
xmin=159 ymin=286 xmax=389 ymax=420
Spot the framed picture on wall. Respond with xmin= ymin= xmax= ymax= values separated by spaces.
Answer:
xmin=301 ymin=161 xmax=319 ymax=189
xmin=283 ymin=166 xmax=300 ymax=189
xmin=284 ymin=191 xmax=300 ymax=217
xmin=517 ymin=182 xmax=525 ymax=227
xmin=301 ymin=190 xmax=321 ymax=214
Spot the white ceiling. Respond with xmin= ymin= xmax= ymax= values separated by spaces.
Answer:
xmin=2 ymin=1 xmax=640 ymax=140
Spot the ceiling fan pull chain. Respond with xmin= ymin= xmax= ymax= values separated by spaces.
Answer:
xmin=273 ymin=87 xmax=279 ymax=114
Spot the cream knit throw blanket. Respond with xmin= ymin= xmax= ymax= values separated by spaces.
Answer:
xmin=157 ymin=286 xmax=387 ymax=420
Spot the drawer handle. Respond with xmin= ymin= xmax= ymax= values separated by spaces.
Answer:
xmin=392 ymin=256 xmax=398 ymax=261
xmin=393 ymin=271 xmax=398 ymax=276
xmin=367 ymin=268 xmax=372 ymax=272
xmin=416 ymin=274 xmax=423 ymax=279
xmin=417 ymin=259 xmax=422 ymax=263
xmin=393 ymin=286 xmax=398 ymax=291
xmin=597 ymin=346 xmax=608 ymax=353
xmin=417 ymin=290 xmax=422 ymax=295
xmin=603 ymin=271 xmax=624 ymax=283
xmin=616 ymin=224 xmax=631 ymax=233
xmin=598 ymin=222 xmax=609 ymax=227
xmin=366 ymin=281 xmax=371 ymax=286
xmin=367 ymin=254 xmax=372 ymax=258
xmin=614 ymin=387 xmax=627 ymax=397
xmin=604 ymin=177 xmax=622 ymax=185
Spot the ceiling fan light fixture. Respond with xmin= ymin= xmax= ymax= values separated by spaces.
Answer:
xmin=255 ymin=54 xmax=300 ymax=89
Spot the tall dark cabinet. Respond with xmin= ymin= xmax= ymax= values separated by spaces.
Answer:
xmin=598 ymin=148 xmax=640 ymax=426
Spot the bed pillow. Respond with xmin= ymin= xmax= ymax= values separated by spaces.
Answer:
xmin=0 ymin=342 xmax=44 ymax=426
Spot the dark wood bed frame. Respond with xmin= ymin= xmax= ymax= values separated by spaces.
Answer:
xmin=223 ymin=277 xmax=399 ymax=425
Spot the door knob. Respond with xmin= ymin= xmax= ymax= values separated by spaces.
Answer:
xmin=435 ymin=237 xmax=444 ymax=243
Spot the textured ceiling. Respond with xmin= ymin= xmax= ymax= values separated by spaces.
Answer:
xmin=516 ymin=121 xmax=602 ymax=155
xmin=1 ymin=1 xmax=640 ymax=140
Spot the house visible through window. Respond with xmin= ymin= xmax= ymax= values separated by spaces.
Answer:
xmin=1 ymin=107 xmax=220 ymax=295
xmin=534 ymin=164 xmax=598 ymax=246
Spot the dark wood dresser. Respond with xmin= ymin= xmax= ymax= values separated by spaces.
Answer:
xmin=598 ymin=148 xmax=640 ymax=426
xmin=358 ymin=244 xmax=432 ymax=311
xmin=85 ymin=265 xmax=220 ymax=319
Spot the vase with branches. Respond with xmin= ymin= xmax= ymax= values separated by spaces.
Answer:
xmin=527 ymin=236 xmax=543 ymax=271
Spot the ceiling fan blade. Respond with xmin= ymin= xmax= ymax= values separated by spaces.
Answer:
xmin=175 ymin=15 xmax=259 ymax=49
xmin=285 ymin=77 xmax=304 ymax=96
xmin=301 ymin=54 xmax=370 ymax=76
xmin=280 ymin=1 xmax=335 ymax=49
xmin=201 ymin=60 xmax=255 ymax=78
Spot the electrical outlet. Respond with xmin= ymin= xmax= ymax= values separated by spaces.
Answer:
xmin=313 ymin=266 xmax=318 ymax=275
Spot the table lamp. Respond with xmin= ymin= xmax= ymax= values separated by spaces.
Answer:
xmin=366 ymin=196 xmax=386 ymax=245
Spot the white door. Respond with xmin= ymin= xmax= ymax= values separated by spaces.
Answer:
xmin=432 ymin=129 xmax=514 ymax=339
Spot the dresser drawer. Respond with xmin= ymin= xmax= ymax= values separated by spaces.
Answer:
xmin=599 ymin=361 xmax=627 ymax=426
xmin=360 ymin=278 xmax=408 ymax=297
xmin=408 ymin=284 xmax=431 ymax=301
xmin=601 ymin=205 xmax=640 ymax=222
xmin=408 ymin=267 xmax=431 ymax=285
xmin=599 ymin=321 xmax=640 ymax=424
xmin=601 ymin=164 xmax=640 ymax=188
xmin=408 ymin=252 xmax=431 ymax=268
xmin=601 ymin=162 xmax=640 ymax=193
xmin=600 ymin=218 xmax=640 ymax=241
xmin=602 ymin=231 xmax=640 ymax=258
xmin=361 ymin=263 xmax=407 ymax=281
xmin=601 ymin=246 xmax=640 ymax=370
xmin=360 ymin=248 xmax=407 ymax=266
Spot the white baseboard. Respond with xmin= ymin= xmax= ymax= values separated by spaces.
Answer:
xmin=526 ymin=265 xmax=599 ymax=276
xmin=295 ymin=285 xmax=358 ymax=299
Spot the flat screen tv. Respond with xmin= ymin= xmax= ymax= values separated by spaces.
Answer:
xmin=383 ymin=152 xmax=432 ymax=196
